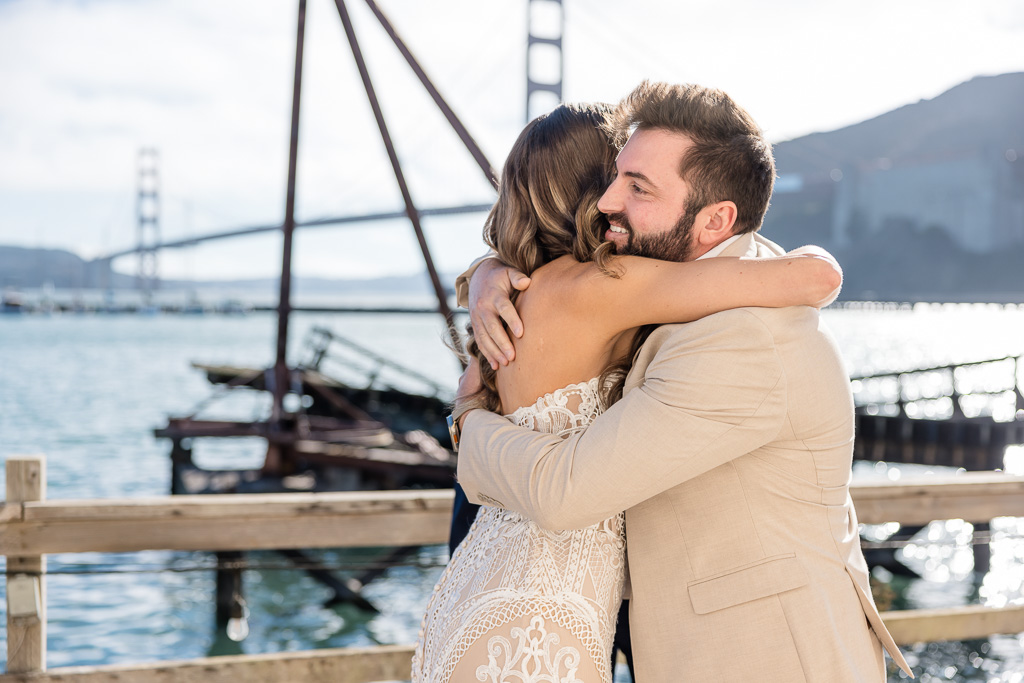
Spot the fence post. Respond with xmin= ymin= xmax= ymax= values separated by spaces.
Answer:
xmin=5 ymin=455 xmax=46 ymax=674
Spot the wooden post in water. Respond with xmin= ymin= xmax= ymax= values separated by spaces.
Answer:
xmin=5 ymin=456 xmax=46 ymax=674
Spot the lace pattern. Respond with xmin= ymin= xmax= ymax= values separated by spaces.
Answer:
xmin=413 ymin=378 xmax=626 ymax=683
xmin=504 ymin=378 xmax=605 ymax=438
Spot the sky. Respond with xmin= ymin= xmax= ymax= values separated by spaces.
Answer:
xmin=1 ymin=0 xmax=1023 ymax=283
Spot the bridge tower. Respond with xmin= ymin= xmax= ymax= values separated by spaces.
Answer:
xmin=136 ymin=147 xmax=160 ymax=304
xmin=526 ymin=0 xmax=564 ymax=122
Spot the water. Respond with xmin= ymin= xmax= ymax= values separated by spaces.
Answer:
xmin=2 ymin=304 xmax=1024 ymax=680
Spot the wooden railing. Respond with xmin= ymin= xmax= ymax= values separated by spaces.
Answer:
xmin=3 ymin=455 xmax=1024 ymax=681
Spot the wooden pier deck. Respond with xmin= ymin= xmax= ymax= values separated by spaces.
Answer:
xmin=4 ymin=455 xmax=1024 ymax=680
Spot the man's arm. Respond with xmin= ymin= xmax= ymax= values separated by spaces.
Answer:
xmin=456 ymin=309 xmax=788 ymax=529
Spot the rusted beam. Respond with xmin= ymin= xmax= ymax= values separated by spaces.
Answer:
xmin=332 ymin=0 xmax=463 ymax=362
xmin=361 ymin=0 xmax=498 ymax=189
xmin=272 ymin=0 xmax=308 ymax=430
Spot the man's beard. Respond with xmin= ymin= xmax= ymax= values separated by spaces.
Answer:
xmin=605 ymin=207 xmax=697 ymax=263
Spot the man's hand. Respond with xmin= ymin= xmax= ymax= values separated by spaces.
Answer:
xmin=455 ymin=355 xmax=483 ymax=430
xmin=468 ymin=259 xmax=531 ymax=369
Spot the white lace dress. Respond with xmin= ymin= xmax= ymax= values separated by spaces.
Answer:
xmin=412 ymin=378 xmax=627 ymax=683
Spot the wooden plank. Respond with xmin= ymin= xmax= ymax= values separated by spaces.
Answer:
xmin=0 ymin=644 xmax=415 ymax=683
xmin=851 ymin=472 xmax=1024 ymax=496
xmin=16 ymin=474 xmax=1016 ymax=525
xmin=2 ymin=508 xmax=453 ymax=556
xmin=850 ymin=473 xmax=1024 ymax=525
xmin=0 ymin=503 xmax=23 ymax=523
xmin=2 ymin=490 xmax=455 ymax=555
xmin=19 ymin=489 xmax=455 ymax=522
xmin=2 ymin=473 xmax=1022 ymax=557
xmin=881 ymin=604 xmax=1024 ymax=645
xmin=4 ymin=475 xmax=1024 ymax=555
xmin=0 ymin=607 xmax=1019 ymax=682
xmin=6 ymin=456 xmax=46 ymax=675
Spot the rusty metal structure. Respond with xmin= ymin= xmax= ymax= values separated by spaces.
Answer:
xmin=160 ymin=0 xmax=499 ymax=471
xmin=852 ymin=355 xmax=1024 ymax=469
xmin=153 ymin=0 xmax=503 ymax=625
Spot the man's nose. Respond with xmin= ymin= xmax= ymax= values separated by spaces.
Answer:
xmin=597 ymin=180 xmax=621 ymax=215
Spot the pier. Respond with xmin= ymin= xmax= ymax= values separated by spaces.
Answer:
xmin=4 ymin=455 xmax=1024 ymax=680
xmin=852 ymin=355 xmax=1024 ymax=469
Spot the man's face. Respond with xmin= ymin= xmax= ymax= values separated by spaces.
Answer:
xmin=598 ymin=127 xmax=699 ymax=263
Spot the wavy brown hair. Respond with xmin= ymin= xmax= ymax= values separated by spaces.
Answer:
xmin=462 ymin=103 xmax=620 ymax=414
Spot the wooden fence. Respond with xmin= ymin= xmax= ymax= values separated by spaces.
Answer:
xmin=3 ymin=455 xmax=1024 ymax=681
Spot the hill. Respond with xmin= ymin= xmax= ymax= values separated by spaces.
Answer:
xmin=764 ymin=73 xmax=1024 ymax=301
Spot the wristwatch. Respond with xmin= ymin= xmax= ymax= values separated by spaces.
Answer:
xmin=446 ymin=414 xmax=460 ymax=453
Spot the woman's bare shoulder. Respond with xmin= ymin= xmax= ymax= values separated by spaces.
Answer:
xmin=525 ymin=255 xmax=601 ymax=295
xmin=531 ymin=255 xmax=621 ymax=288
xmin=518 ymin=256 xmax=620 ymax=330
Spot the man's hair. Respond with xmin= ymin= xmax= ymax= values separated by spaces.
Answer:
xmin=607 ymin=81 xmax=775 ymax=234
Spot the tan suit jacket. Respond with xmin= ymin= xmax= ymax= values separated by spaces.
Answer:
xmin=457 ymin=233 xmax=913 ymax=682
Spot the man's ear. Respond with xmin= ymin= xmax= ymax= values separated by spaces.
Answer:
xmin=695 ymin=201 xmax=738 ymax=247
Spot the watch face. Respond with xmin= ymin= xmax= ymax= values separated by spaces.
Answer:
xmin=447 ymin=414 xmax=460 ymax=452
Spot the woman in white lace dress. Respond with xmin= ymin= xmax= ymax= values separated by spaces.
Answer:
xmin=412 ymin=103 xmax=841 ymax=683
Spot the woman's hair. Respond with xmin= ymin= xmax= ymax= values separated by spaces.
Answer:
xmin=462 ymin=102 xmax=619 ymax=414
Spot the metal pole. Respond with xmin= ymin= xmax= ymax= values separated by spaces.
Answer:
xmin=273 ymin=0 xmax=307 ymax=423
xmin=332 ymin=0 xmax=464 ymax=361
xmin=360 ymin=0 xmax=498 ymax=189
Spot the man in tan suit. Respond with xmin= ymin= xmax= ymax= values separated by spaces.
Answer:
xmin=453 ymin=82 xmax=914 ymax=682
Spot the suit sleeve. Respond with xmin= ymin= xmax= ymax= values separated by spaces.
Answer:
xmin=454 ymin=251 xmax=498 ymax=308
xmin=456 ymin=309 xmax=788 ymax=530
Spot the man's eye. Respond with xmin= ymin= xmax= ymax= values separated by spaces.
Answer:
xmin=631 ymin=183 xmax=646 ymax=195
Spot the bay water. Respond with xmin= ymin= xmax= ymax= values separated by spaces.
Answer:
xmin=2 ymin=303 xmax=1024 ymax=680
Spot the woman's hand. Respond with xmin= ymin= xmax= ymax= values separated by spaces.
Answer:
xmin=469 ymin=259 xmax=531 ymax=369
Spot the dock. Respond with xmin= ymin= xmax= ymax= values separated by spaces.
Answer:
xmin=853 ymin=354 xmax=1024 ymax=469
xmin=4 ymin=455 xmax=1024 ymax=680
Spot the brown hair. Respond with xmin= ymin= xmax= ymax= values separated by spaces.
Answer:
xmin=463 ymin=103 xmax=618 ymax=414
xmin=594 ymin=82 xmax=776 ymax=402
xmin=606 ymin=81 xmax=775 ymax=234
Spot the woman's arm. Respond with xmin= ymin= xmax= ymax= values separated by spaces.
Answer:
xmin=566 ymin=246 xmax=842 ymax=334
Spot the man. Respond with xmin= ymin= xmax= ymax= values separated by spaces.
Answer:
xmin=451 ymin=82 xmax=913 ymax=682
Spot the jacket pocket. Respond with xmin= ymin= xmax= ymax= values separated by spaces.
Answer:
xmin=687 ymin=552 xmax=809 ymax=615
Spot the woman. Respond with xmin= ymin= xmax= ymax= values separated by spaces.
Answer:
xmin=412 ymin=103 xmax=840 ymax=683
